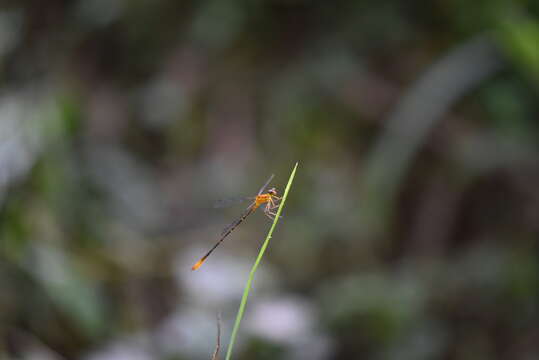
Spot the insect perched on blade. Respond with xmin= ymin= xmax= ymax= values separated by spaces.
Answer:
xmin=191 ymin=174 xmax=281 ymax=271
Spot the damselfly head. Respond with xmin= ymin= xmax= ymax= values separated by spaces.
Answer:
xmin=268 ymin=188 xmax=278 ymax=196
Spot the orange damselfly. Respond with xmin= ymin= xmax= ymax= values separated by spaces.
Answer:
xmin=191 ymin=174 xmax=281 ymax=271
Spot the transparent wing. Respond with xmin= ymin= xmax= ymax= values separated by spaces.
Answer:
xmin=214 ymin=174 xmax=273 ymax=207
xmin=213 ymin=196 xmax=253 ymax=209
xmin=257 ymin=174 xmax=275 ymax=195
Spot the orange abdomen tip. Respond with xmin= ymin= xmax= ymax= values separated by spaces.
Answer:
xmin=191 ymin=259 xmax=204 ymax=271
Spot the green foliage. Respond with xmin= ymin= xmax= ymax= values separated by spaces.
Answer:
xmin=0 ymin=1 xmax=538 ymax=359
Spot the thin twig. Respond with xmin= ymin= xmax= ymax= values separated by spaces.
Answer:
xmin=211 ymin=312 xmax=222 ymax=360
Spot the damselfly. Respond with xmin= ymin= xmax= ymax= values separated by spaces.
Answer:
xmin=191 ymin=175 xmax=281 ymax=271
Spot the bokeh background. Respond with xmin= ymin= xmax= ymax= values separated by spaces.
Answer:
xmin=1 ymin=1 xmax=539 ymax=359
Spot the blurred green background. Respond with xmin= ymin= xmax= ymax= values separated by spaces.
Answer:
xmin=1 ymin=1 xmax=538 ymax=359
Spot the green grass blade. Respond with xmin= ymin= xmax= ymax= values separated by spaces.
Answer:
xmin=224 ymin=162 xmax=298 ymax=360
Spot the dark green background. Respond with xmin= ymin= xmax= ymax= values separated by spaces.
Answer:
xmin=0 ymin=1 xmax=538 ymax=359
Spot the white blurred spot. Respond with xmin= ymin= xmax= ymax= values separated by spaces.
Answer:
xmin=177 ymin=247 xmax=276 ymax=305
xmin=289 ymin=334 xmax=335 ymax=360
xmin=245 ymin=296 xmax=335 ymax=360
xmin=0 ymin=93 xmax=48 ymax=203
xmin=245 ymin=296 xmax=314 ymax=344
xmin=155 ymin=309 xmax=221 ymax=358
xmin=83 ymin=338 xmax=152 ymax=360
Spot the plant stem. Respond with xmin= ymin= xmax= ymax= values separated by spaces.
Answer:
xmin=224 ymin=162 xmax=298 ymax=360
